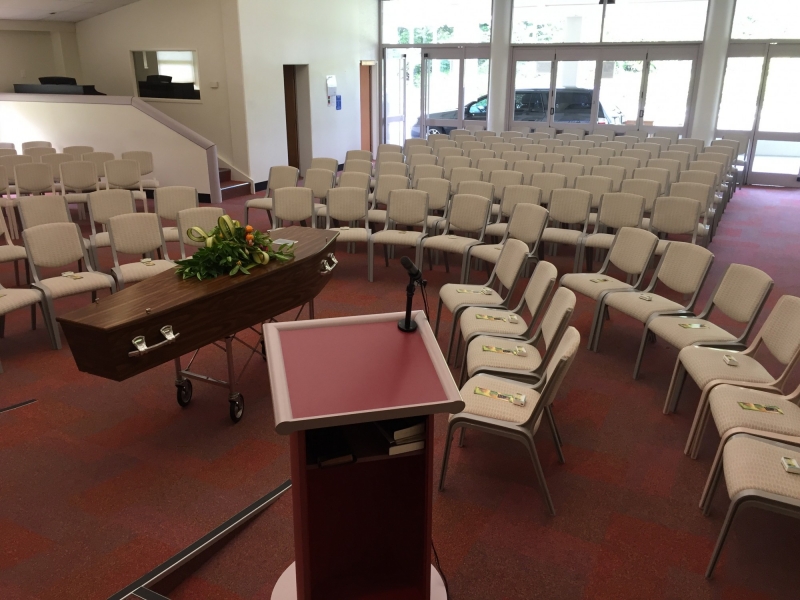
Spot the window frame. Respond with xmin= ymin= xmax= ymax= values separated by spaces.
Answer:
xmin=129 ymin=49 xmax=203 ymax=104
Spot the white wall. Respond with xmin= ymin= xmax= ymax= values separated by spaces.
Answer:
xmin=238 ymin=0 xmax=379 ymax=182
xmin=0 ymin=21 xmax=83 ymax=92
xmin=76 ymin=0 xmax=247 ymax=175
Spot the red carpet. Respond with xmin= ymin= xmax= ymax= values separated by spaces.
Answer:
xmin=1 ymin=186 xmax=799 ymax=599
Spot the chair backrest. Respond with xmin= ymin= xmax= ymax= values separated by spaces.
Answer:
xmin=121 ymin=151 xmax=155 ymax=176
xmin=587 ymin=147 xmax=615 ymax=164
xmin=670 ymin=182 xmax=712 ymax=212
xmin=346 ymin=149 xmax=372 ymax=162
xmin=23 ymin=222 xmax=86 ymax=270
xmin=501 ymin=151 xmax=529 ymax=165
xmin=585 ymin=134 xmax=608 ymax=145
xmin=453 ymin=135 xmax=477 ymax=146
xmin=649 ymin=196 xmax=701 ymax=241
xmin=491 ymin=238 xmax=529 ymax=291
xmin=303 ymin=168 xmax=336 ymax=199
xmin=608 ymin=156 xmax=640 ymax=178
xmin=377 ymin=143 xmax=403 ymax=157
xmin=522 ymin=260 xmax=558 ymax=322
xmin=521 ymin=144 xmax=547 ymax=157
xmin=551 ymin=162 xmax=584 ymax=188
xmin=409 ymin=153 xmax=438 ymax=170
xmin=557 ymin=132 xmax=581 ymax=143
xmin=620 ymin=178 xmax=660 ymax=213
xmin=570 ymin=154 xmax=601 ymax=171
xmin=88 ymin=190 xmax=137 ymax=229
xmin=539 ymin=286 xmax=577 ymax=353
xmin=593 ymin=127 xmax=616 ymax=140
xmin=386 ymin=189 xmax=428 ymax=229
xmin=0 ymin=148 xmax=16 ymax=158
xmin=427 ymin=133 xmax=449 ymax=147
xmin=415 ymin=177 xmax=451 ymax=212
xmin=531 ymin=327 xmax=580 ymax=420
xmin=615 ymin=135 xmax=639 ymax=148
xmin=446 ymin=193 xmax=491 ymax=235
xmin=596 ymin=192 xmax=644 ymax=230
xmin=660 ymin=150 xmax=691 ymax=171
xmin=634 ymin=142 xmax=661 ymax=159
xmin=490 ymin=142 xmax=515 ymax=155
xmin=177 ymin=207 xmax=225 ymax=257
xmin=310 ymin=157 xmax=339 ymax=173
xmin=691 ymin=161 xmax=725 ymax=186
xmin=535 ymin=153 xmax=565 ymax=172
xmin=0 ymin=142 xmax=15 ymax=150
xmin=342 ymin=159 xmax=373 ymax=177
xmin=105 ymin=159 xmax=142 ymax=189
xmin=457 ymin=180 xmax=493 ymax=202
xmin=469 ymin=149 xmax=496 ymax=162
xmin=449 ymin=129 xmax=469 ymax=140
xmin=575 ymin=175 xmax=613 ymax=209
xmin=570 ymin=140 xmax=596 ymax=153
xmin=433 ymin=139 xmax=457 ymax=153
xmin=18 ymin=195 xmax=72 ymax=229
xmin=458 ymin=141 xmax=484 ymax=154
xmin=412 ymin=165 xmax=444 ymax=186
xmin=63 ymin=146 xmax=94 ymax=158
xmin=405 ymin=145 xmax=433 ymax=162
xmin=499 ymin=184 xmax=541 ymax=219
xmin=40 ymin=153 xmax=74 ymax=177
xmin=488 ymin=170 xmax=524 ymax=201
xmin=274 ymin=187 xmax=315 ymax=226
xmin=326 ymin=186 xmax=369 ymax=226
xmin=679 ymin=168 xmax=717 ymax=188
xmin=450 ymin=167 xmax=483 ymax=190
xmin=633 ymin=167 xmax=670 ymax=195
xmin=756 ymin=296 xmax=800 ymax=367
xmin=602 ymin=141 xmax=627 ymax=153
xmin=712 ymin=138 xmax=742 ymax=159
xmin=21 ymin=141 xmax=52 ymax=151
xmin=108 ymin=213 xmax=166 ymax=259
xmin=373 ymin=174 xmax=410 ymax=205
xmin=267 ymin=166 xmax=300 ymax=196
xmin=506 ymin=202 xmax=548 ymax=246
xmin=697 ymin=152 xmax=729 ymax=170
xmin=501 ymin=130 xmax=521 ymax=141
xmin=0 ymin=154 xmax=33 ymax=183
xmin=512 ymin=160 xmax=545 ymax=185
xmin=547 ymin=189 xmax=592 ymax=227
xmin=648 ymin=137 xmax=672 ymax=151
xmin=439 ymin=147 xmax=466 ymax=162
xmin=480 ymin=136 xmax=503 ymax=147
xmin=606 ymin=227 xmax=658 ymax=276
xmin=669 ymin=143 xmax=697 ymax=160
xmin=475 ymin=130 xmax=497 ymax=141
xmin=655 ymin=241 xmax=714 ymax=296
xmin=527 ymin=131 xmax=552 ymax=143
xmin=15 ymin=163 xmax=54 ymax=195
xmin=554 ymin=146 xmax=581 ymax=160
xmin=704 ymin=145 xmax=734 ymax=166
xmin=591 ymin=165 xmax=625 ymax=191
xmin=60 ymin=161 xmax=98 ymax=192
xmin=711 ymin=264 xmax=774 ymax=324
xmin=531 ymin=173 xmax=568 ymax=205
xmin=82 ymin=152 xmax=115 ymax=176
xmin=377 ymin=151 xmax=404 ymax=165
xmin=680 ymin=138 xmax=705 ymax=153
xmin=375 ymin=161 xmax=408 ymax=179
xmin=154 ymin=186 xmax=198 ymax=221
xmin=24 ymin=147 xmax=57 ymax=162
xmin=337 ymin=171 xmax=370 ymax=190
xmin=510 ymin=137 xmax=531 ymax=151
xmin=443 ymin=156 xmax=472 ymax=179
xmin=0 ymin=165 xmax=7 ymax=193
xmin=647 ymin=158 xmax=680 ymax=187
xmin=540 ymin=139 xmax=563 ymax=152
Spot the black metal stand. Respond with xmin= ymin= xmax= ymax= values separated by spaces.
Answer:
xmin=398 ymin=276 xmax=427 ymax=333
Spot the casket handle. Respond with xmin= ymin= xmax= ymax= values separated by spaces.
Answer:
xmin=320 ymin=253 xmax=338 ymax=275
xmin=129 ymin=325 xmax=180 ymax=357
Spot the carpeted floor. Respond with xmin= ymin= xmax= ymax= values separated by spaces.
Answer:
xmin=1 ymin=185 xmax=799 ymax=599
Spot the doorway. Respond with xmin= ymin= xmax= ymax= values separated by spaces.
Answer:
xmin=283 ymin=65 xmax=312 ymax=173
xmin=360 ymin=62 xmax=374 ymax=152
xmin=283 ymin=65 xmax=300 ymax=169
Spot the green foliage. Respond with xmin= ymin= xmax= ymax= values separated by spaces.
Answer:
xmin=413 ymin=27 xmax=433 ymax=44
xmin=397 ymin=27 xmax=409 ymax=44
xmin=437 ymin=25 xmax=454 ymax=41
xmin=174 ymin=216 xmax=295 ymax=281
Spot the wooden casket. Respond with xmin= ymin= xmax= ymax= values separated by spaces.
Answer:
xmin=58 ymin=227 xmax=338 ymax=382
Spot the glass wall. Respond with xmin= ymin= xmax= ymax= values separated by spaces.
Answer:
xmin=716 ymin=56 xmax=764 ymax=131
xmin=731 ymin=0 xmax=800 ymax=40
xmin=512 ymin=0 xmax=602 ymax=44
xmin=381 ymin=0 xmax=492 ymax=45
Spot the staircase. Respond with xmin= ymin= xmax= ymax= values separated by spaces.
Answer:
xmin=219 ymin=167 xmax=251 ymax=200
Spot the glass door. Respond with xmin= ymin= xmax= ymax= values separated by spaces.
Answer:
xmin=594 ymin=46 xmax=647 ymax=131
xmin=640 ymin=46 xmax=698 ymax=137
xmin=509 ymin=48 xmax=555 ymax=129
xmin=383 ymin=48 xmax=422 ymax=143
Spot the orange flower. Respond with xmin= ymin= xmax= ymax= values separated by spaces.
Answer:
xmin=246 ymin=233 xmax=254 ymax=241
xmin=245 ymin=225 xmax=254 ymax=233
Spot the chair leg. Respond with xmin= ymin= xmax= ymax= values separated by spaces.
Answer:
xmin=367 ymin=239 xmax=373 ymax=281
xmin=309 ymin=299 xmax=315 ymax=320
xmin=700 ymin=439 xmax=727 ymax=514
xmin=443 ymin=251 xmax=450 ymax=273
xmin=686 ymin=388 xmax=715 ymax=458
xmin=632 ymin=326 xmax=651 ymax=380
xmin=13 ymin=260 xmax=20 ymax=287
xmin=545 ymin=406 xmax=565 ymax=464
xmin=459 ymin=341 xmax=471 ymax=387
xmin=706 ymin=499 xmax=743 ymax=578
xmin=446 ymin=319 xmax=459 ymax=364
xmin=30 ymin=305 xmax=35 ymax=331
xmin=663 ymin=360 xmax=688 ymax=415
xmin=434 ymin=298 xmax=444 ymax=337
xmin=438 ymin=421 xmax=457 ymax=491
xmin=383 ymin=244 xmax=389 ymax=268
xmin=458 ymin=427 xmax=466 ymax=447
xmin=0 ymin=314 xmax=4 ymax=338
xmin=42 ymin=298 xmax=61 ymax=350
xmin=522 ymin=434 xmax=556 ymax=516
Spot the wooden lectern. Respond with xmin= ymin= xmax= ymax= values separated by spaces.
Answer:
xmin=264 ymin=311 xmax=464 ymax=600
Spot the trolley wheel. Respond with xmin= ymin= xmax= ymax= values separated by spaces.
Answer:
xmin=229 ymin=394 xmax=244 ymax=423
xmin=176 ymin=380 xmax=193 ymax=407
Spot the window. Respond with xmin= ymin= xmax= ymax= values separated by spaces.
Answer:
xmin=716 ymin=56 xmax=764 ymax=131
xmin=381 ymin=0 xmax=492 ymax=45
xmin=731 ymin=0 xmax=800 ymax=40
xmin=512 ymin=0 xmax=603 ymax=44
xmin=132 ymin=50 xmax=200 ymax=100
xmin=603 ymin=0 xmax=709 ymax=43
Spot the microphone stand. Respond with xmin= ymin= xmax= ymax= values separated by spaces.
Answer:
xmin=398 ymin=275 xmax=426 ymax=333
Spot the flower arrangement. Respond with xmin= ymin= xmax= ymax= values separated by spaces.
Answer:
xmin=175 ymin=215 xmax=295 ymax=280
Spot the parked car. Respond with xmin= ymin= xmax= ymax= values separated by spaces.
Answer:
xmin=411 ymin=88 xmax=622 ymax=137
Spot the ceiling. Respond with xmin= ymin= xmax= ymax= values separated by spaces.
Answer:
xmin=0 ymin=0 xmax=141 ymax=22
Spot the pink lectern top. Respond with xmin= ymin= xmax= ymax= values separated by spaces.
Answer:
xmin=264 ymin=311 xmax=465 ymax=434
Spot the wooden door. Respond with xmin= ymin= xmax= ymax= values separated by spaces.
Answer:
xmin=284 ymin=65 xmax=301 ymax=169
xmin=360 ymin=64 xmax=372 ymax=152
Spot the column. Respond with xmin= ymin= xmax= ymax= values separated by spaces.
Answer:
xmin=487 ymin=0 xmax=513 ymax=133
xmin=690 ymin=0 xmax=736 ymax=143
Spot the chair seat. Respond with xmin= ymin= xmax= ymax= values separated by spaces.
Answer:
xmin=0 ymin=244 xmax=27 ymax=263
xmin=0 ymin=288 xmax=42 ymax=314
xmin=604 ymin=290 xmax=684 ymax=323
xmin=163 ymin=227 xmax=179 ymax=243
xmin=330 ymin=227 xmax=369 ymax=243
xmin=582 ymin=232 xmax=615 ymax=249
xmin=541 ymin=228 xmax=582 ymax=245
xmin=723 ymin=435 xmax=800 ymax=500
xmin=469 ymin=243 xmax=503 ymax=264
xmin=116 ymin=260 xmax=175 ymax=284
xmin=491 ymin=204 xmax=501 ymax=216
xmin=697 ymin=223 xmax=709 ymax=237
xmin=64 ymin=193 xmax=89 ymax=204
xmin=647 ymin=316 xmax=737 ymax=349
xmin=439 ymin=283 xmax=504 ymax=313
xmin=314 ymin=204 xmax=328 ymax=218
xmin=679 ymin=346 xmax=773 ymax=390
xmin=458 ymin=374 xmax=539 ymax=425
xmin=466 ymin=335 xmax=543 ymax=378
xmin=0 ymin=197 xmax=18 ymax=208
xmin=93 ymin=231 xmax=110 ymax=248
xmin=426 ymin=215 xmax=445 ymax=232
xmin=560 ymin=273 xmax=632 ymax=300
xmin=710 ymin=385 xmax=800 ymax=438
xmin=246 ymin=197 xmax=273 ymax=210
xmin=37 ymin=272 xmax=114 ymax=300
xmin=141 ymin=178 xmax=160 ymax=189
xmin=460 ymin=307 xmax=528 ymax=339
xmin=371 ymin=229 xmax=424 ymax=247
xmin=484 ymin=222 xmax=508 ymax=238
xmin=368 ymin=209 xmax=387 ymax=224
xmin=132 ymin=190 xmax=146 ymax=201
xmin=424 ymin=234 xmax=481 ymax=254
xmin=655 ymin=239 xmax=671 ymax=256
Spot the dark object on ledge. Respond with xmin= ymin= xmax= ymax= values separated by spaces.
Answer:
xmin=39 ymin=76 xmax=78 ymax=85
xmin=14 ymin=83 xmax=105 ymax=95
xmin=137 ymin=76 xmax=200 ymax=100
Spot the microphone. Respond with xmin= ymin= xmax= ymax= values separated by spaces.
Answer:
xmin=400 ymin=256 xmax=423 ymax=282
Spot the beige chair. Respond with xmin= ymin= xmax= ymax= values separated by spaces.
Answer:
xmin=602 ymin=141 xmax=628 ymax=154
xmin=661 ymin=150 xmax=691 ymax=171
xmin=18 ymin=195 xmax=76 ymax=229
xmin=456 ymin=181 xmax=493 ymax=204
xmin=475 ymin=131 xmax=498 ymax=141
xmin=667 ymin=295 xmax=800 ymax=458
xmin=338 ymin=158 xmax=373 ymax=185
xmin=448 ymin=129 xmax=470 ymax=141
xmin=0 ymin=208 xmax=28 ymax=287
xmin=521 ymin=144 xmax=547 ymax=157
xmin=561 ymin=127 xmax=585 ymax=139
xmin=273 ymin=187 xmax=316 ymax=228
xmin=488 ymin=170 xmax=524 ymax=205
xmin=82 ymin=152 xmax=115 ymax=181
xmin=60 ymin=161 xmax=99 ymax=219
xmin=647 ymin=158 xmax=681 ymax=193
xmin=408 ymin=153 xmax=438 ymax=170
xmin=560 ymin=227 xmax=659 ymax=333
xmin=434 ymin=139 xmax=458 ymax=154
xmin=244 ymin=166 xmax=299 ymax=226
xmin=310 ymin=157 xmax=339 ymax=173
xmin=671 ymin=181 xmax=713 ymax=242
xmin=540 ymin=139 xmax=563 ymax=152
xmin=369 ymin=189 xmax=429 ymax=282
xmin=40 ymin=153 xmax=74 ymax=184
xmin=551 ymin=162 xmax=584 ymax=188
xmin=105 ymin=159 xmax=147 ymax=211
xmin=577 ymin=192 xmax=645 ymax=273
xmin=377 ymin=143 xmax=403 ymax=157
xmin=648 ymin=137 xmax=672 ymax=151
xmin=490 ymin=143 xmax=516 ymax=155
xmin=587 ymin=147 xmax=616 ymax=165
xmin=608 ymin=156 xmax=640 ymax=178
xmin=510 ymin=137 xmax=531 ymax=151
xmin=0 ymin=281 xmax=52 ymax=373
xmin=501 ymin=151 xmax=529 ymax=165
xmin=622 ymin=149 xmax=652 ymax=166
xmin=0 ymin=142 xmax=15 ymax=150
xmin=374 ymin=161 xmax=408 ymax=181
xmin=556 ymin=133 xmax=580 ymax=145
xmin=527 ymin=131 xmax=552 ymax=143
xmin=458 ymin=138 xmax=481 ymax=151
xmin=63 ymin=146 xmax=94 ymax=159
xmin=500 ymin=131 xmax=522 ymax=141
xmin=634 ymin=167 xmax=670 ymax=198
xmin=531 ymin=173 xmax=568 ymax=206
xmin=469 ymin=149 xmax=496 ymax=163
xmin=416 ymin=177 xmax=451 ymax=235
xmin=14 ymin=162 xmax=56 ymax=199
xmin=427 ymin=134 xmax=449 ymax=148
xmin=87 ymin=189 xmax=137 ymax=266
xmin=337 ymin=171 xmax=370 ymax=191
xmin=575 ymin=175 xmax=612 ymax=216
xmin=24 ymin=222 xmax=116 ymax=349
xmin=620 ymin=178 xmax=660 ymax=220
xmin=154 ymin=186 xmax=198 ymax=243
xmin=403 ymin=138 xmax=428 ymax=154
xmin=648 ymin=196 xmax=702 ymax=255
xmin=449 ymin=166 xmax=482 ymax=191
xmin=585 ymin=134 xmax=608 ymax=145
xmin=21 ymin=141 xmax=51 ymax=151
xmin=442 ymin=155 xmax=472 ymax=179
xmin=439 ymin=146 xmax=467 ymax=161
xmin=638 ymin=264 xmax=773 ymax=380
xmin=23 ymin=147 xmax=56 ymax=162
xmin=615 ymin=135 xmax=639 ymax=148
xmin=634 ymin=142 xmax=661 ymax=159
xmin=554 ymin=146 xmax=581 ymax=160
xmin=680 ymin=138 xmax=706 ymax=155
xmin=108 ymin=213 xmax=174 ymax=290
xmin=540 ymin=188 xmax=592 ymax=270
xmin=405 ymin=145 xmax=433 ymax=164
xmin=593 ymin=126 xmax=617 ymax=140
xmin=440 ymin=327 xmax=581 ymax=516
xmin=0 ymin=149 xmax=16 ymax=158
xmin=570 ymin=140 xmax=595 ymax=154
xmin=535 ymin=153 xmax=564 ymax=173
xmin=1 ymin=154 xmax=33 ymax=197
xmin=368 ymin=174 xmax=409 ymax=225
xmin=513 ymin=160 xmax=545 ymax=185
xmin=591 ymin=165 xmax=625 ymax=192
xmin=480 ymin=136 xmax=503 ymax=148
xmin=593 ymin=242 xmax=714 ymax=357
xmin=411 ymin=164 xmax=444 ymax=187
xmin=176 ymin=207 xmax=224 ymax=259
xmin=434 ymin=238 xmax=529 ymax=362
xmin=670 ymin=143 xmax=698 ymax=160
xmin=346 ymin=149 xmax=372 ymax=163
xmin=122 ymin=151 xmax=159 ymax=189
xmin=302 ymin=168 xmax=336 ymax=221
xmin=0 ymin=166 xmax=20 ymax=240
xmin=325 ymin=186 xmax=371 ymax=275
